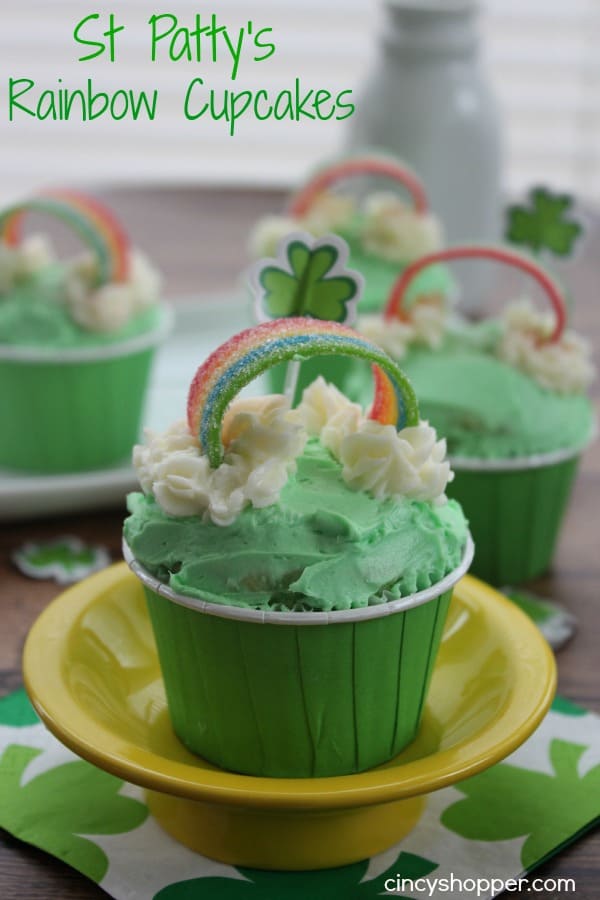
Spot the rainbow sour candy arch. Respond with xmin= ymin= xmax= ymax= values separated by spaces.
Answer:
xmin=0 ymin=189 xmax=130 ymax=286
xmin=288 ymin=155 xmax=429 ymax=219
xmin=384 ymin=245 xmax=567 ymax=343
xmin=187 ymin=318 xmax=420 ymax=469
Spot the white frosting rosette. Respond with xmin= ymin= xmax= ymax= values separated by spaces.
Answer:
xmin=249 ymin=193 xmax=358 ymax=258
xmin=66 ymin=249 xmax=162 ymax=333
xmin=498 ymin=299 xmax=596 ymax=394
xmin=358 ymin=295 xmax=448 ymax=360
xmin=135 ymin=379 xmax=454 ymax=525
xmin=134 ymin=396 xmax=307 ymax=526
xmin=0 ymin=234 xmax=54 ymax=295
xmin=360 ymin=191 xmax=443 ymax=264
xmin=249 ymin=154 xmax=441 ymax=265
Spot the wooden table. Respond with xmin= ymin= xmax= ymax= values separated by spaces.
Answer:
xmin=1 ymin=187 xmax=598 ymax=898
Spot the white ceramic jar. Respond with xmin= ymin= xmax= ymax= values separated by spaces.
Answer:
xmin=347 ymin=0 xmax=503 ymax=258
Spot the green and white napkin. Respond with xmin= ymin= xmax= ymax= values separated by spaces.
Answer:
xmin=1 ymin=689 xmax=598 ymax=900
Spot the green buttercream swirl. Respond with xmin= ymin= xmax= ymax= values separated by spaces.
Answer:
xmin=336 ymin=218 xmax=454 ymax=314
xmin=124 ymin=439 xmax=468 ymax=612
xmin=0 ymin=266 xmax=161 ymax=348
xmin=345 ymin=324 xmax=595 ymax=459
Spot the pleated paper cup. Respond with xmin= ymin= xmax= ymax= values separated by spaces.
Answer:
xmin=123 ymin=536 xmax=473 ymax=779
xmin=449 ymin=435 xmax=595 ymax=586
xmin=0 ymin=308 xmax=172 ymax=474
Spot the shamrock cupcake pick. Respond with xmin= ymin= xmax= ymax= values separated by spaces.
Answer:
xmin=13 ymin=536 xmax=110 ymax=584
xmin=251 ymin=232 xmax=362 ymax=325
xmin=250 ymin=231 xmax=363 ymax=400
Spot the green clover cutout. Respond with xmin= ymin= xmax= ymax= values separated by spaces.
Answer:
xmin=12 ymin=536 xmax=110 ymax=584
xmin=0 ymin=688 xmax=39 ymax=727
xmin=551 ymin=696 xmax=587 ymax=717
xmin=154 ymin=850 xmax=437 ymax=900
xmin=441 ymin=739 xmax=600 ymax=870
xmin=252 ymin=233 xmax=363 ymax=325
xmin=505 ymin=187 xmax=583 ymax=257
xmin=0 ymin=744 xmax=148 ymax=882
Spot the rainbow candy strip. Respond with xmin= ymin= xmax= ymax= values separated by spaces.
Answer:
xmin=187 ymin=318 xmax=420 ymax=469
xmin=288 ymin=155 xmax=429 ymax=219
xmin=384 ymin=245 xmax=566 ymax=342
xmin=0 ymin=189 xmax=130 ymax=286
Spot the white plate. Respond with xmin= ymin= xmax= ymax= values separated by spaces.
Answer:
xmin=0 ymin=295 xmax=250 ymax=522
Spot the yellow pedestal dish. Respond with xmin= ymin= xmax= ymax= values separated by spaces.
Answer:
xmin=23 ymin=563 xmax=556 ymax=871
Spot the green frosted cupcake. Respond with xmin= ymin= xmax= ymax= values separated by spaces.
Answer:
xmin=124 ymin=318 xmax=472 ymax=778
xmin=249 ymin=155 xmax=453 ymax=403
xmin=0 ymin=191 xmax=171 ymax=473
xmin=347 ymin=245 xmax=596 ymax=585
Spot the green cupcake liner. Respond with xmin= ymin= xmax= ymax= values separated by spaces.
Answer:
xmin=448 ymin=452 xmax=581 ymax=586
xmin=124 ymin=538 xmax=473 ymax=779
xmin=0 ymin=312 xmax=171 ymax=474
xmin=266 ymin=356 xmax=356 ymax=406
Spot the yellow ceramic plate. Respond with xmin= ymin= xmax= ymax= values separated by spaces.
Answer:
xmin=23 ymin=564 xmax=556 ymax=869
xmin=24 ymin=562 xmax=556 ymax=807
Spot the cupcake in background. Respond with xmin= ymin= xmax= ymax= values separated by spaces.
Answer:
xmin=0 ymin=191 xmax=171 ymax=473
xmin=249 ymin=157 xmax=453 ymax=403
xmin=123 ymin=312 xmax=472 ymax=778
xmin=347 ymin=245 xmax=596 ymax=585
xmin=250 ymin=154 xmax=451 ymax=315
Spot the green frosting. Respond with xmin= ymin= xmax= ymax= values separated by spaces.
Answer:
xmin=124 ymin=438 xmax=468 ymax=612
xmin=344 ymin=325 xmax=595 ymax=459
xmin=348 ymin=241 xmax=454 ymax=314
xmin=330 ymin=217 xmax=454 ymax=314
xmin=0 ymin=266 xmax=161 ymax=349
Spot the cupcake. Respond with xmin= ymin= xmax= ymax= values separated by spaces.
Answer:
xmin=0 ymin=190 xmax=171 ymax=473
xmin=249 ymin=155 xmax=453 ymax=402
xmin=123 ymin=318 xmax=472 ymax=778
xmin=347 ymin=245 xmax=596 ymax=585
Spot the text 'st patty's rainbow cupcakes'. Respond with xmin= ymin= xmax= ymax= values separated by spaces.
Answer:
xmin=123 ymin=318 xmax=472 ymax=778
xmin=0 ymin=191 xmax=171 ymax=473
xmin=347 ymin=245 xmax=596 ymax=585
xmin=249 ymin=155 xmax=454 ymax=401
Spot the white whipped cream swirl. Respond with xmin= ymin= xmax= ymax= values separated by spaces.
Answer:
xmin=358 ymin=295 xmax=448 ymax=359
xmin=360 ymin=192 xmax=443 ymax=263
xmin=249 ymin=193 xmax=357 ymax=258
xmin=0 ymin=235 xmax=54 ymax=294
xmin=135 ymin=379 xmax=453 ymax=524
xmin=498 ymin=299 xmax=596 ymax=394
xmin=66 ymin=249 xmax=161 ymax=333
xmin=134 ymin=396 xmax=307 ymax=526
xmin=293 ymin=379 xmax=452 ymax=504
xmin=249 ymin=189 xmax=441 ymax=264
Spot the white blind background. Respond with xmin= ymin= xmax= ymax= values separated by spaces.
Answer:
xmin=0 ymin=0 xmax=599 ymax=201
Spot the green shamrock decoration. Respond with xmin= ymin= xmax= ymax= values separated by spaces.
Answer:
xmin=501 ymin=588 xmax=576 ymax=650
xmin=254 ymin=234 xmax=362 ymax=324
xmin=441 ymin=740 xmax=600 ymax=869
xmin=0 ymin=688 xmax=39 ymax=727
xmin=12 ymin=536 xmax=110 ymax=584
xmin=0 ymin=744 xmax=148 ymax=882
xmin=505 ymin=187 xmax=582 ymax=257
xmin=154 ymin=851 xmax=437 ymax=900
xmin=551 ymin=696 xmax=586 ymax=717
